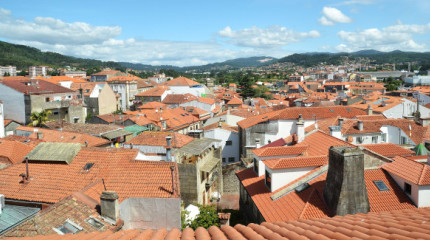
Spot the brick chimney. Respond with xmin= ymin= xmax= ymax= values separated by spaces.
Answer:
xmin=323 ymin=146 xmax=370 ymax=216
xmin=296 ymin=114 xmax=304 ymax=143
xmin=100 ymin=191 xmax=120 ymax=222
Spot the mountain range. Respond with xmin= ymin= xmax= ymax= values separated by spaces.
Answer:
xmin=1 ymin=40 xmax=430 ymax=72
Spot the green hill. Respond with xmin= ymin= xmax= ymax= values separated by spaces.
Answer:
xmin=0 ymin=40 xmax=122 ymax=70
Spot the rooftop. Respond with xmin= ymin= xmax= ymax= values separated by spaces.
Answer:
xmin=127 ymin=131 xmax=194 ymax=148
xmin=382 ymin=156 xmax=430 ymax=185
xmin=0 ymin=79 xmax=75 ymax=95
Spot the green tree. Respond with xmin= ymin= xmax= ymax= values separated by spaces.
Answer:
xmin=238 ymin=74 xmax=255 ymax=98
xmin=28 ymin=110 xmax=52 ymax=127
xmin=189 ymin=205 xmax=219 ymax=230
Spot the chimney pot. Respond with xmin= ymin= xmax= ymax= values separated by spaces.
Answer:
xmin=166 ymin=136 xmax=172 ymax=162
xmin=37 ymin=132 xmax=43 ymax=139
xmin=338 ymin=118 xmax=344 ymax=126
xmin=100 ymin=191 xmax=120 ymax=222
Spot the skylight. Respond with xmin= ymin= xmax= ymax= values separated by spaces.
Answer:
xmin=86 ymin=217 xmax=104 ymax=230
xmin=373 ymin=180 xmax=389 ymax=191
xmin=82 ymin=163 xmax=94 ymax=171
xmin=53 ymin=219 xmax=82 ymax=235
xmin=329 ymin=109 xmax=334 ymax=112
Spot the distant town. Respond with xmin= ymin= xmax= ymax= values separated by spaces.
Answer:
xmin=1 ymin=50 xmax=430 ymax=239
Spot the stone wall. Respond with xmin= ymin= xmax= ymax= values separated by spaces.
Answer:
xmin=222 ymin=162 xmax=245 ymax=194
xmin=178 ymin=163 xmax=197 ymax=206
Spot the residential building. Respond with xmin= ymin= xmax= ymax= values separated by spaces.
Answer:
xmin=4 ymin=119 xmax=21 ymax=136
xmin=0 ymin=144 xmax=181 ymax=232
xmin=161 ymin=77 xmax=207 ymax=97
xmin=148 ymin=73 xmax=170 ymax=84
xmin=36 ymin=76 xmax=87 ymax=89
xmin=237 ymin=106 xmax=366 ymax=158
xmin=0 ymin=139 xmax=33 ymax=168
xmin=70 ymin=82 xmax=117 ymax=115
xmin=28 ymin=66 xmax=48 ymax=77
xmin=62 ymin=70 xmax=87 ymax=79
xmin=9 ymin=207 xmax=430 ymax=239
xmin=203 ymin=122 xmax=239 ymax=164
xmin=179 ymin=97 xmax=217 ymax=116
xmin=107 ymin=76 xmax=139 ymax=111
xmin=135 ymin=86 xmax=171 ymax=103
xmin=0 ymin=78 xmax=86 ymax=124
xmin=90 ymin=70 xmax=125 ymax=82
xmin=0 ymin=65 xmax=16 ymax=76
xmin=162 ymin=93 xmax=197 ymax=108
xmin=405 ymin=75 xmax=430 ymax=86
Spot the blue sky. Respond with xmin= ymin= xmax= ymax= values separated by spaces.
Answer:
xmin=1 ymin=0 xmax=429 ymax=66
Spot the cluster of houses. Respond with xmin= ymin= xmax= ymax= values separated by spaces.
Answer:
xmin=1 ymin=67 xmax=430 ymax=239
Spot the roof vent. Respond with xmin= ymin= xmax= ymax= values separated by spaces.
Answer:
xmin=295 ymin=182 xmax=310 ymax=193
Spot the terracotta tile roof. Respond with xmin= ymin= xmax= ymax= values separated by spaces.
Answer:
xmin=252 ymin=145 xmax=308 ymax=157
xmin=3 ymin=135 xmax=45 ymax=148
xmin=236 ymin=167 xmax=415 ymax=223
xmin=127 ymin=131 xmax=193 ymax=148
xmin=11 ymin=207 xmax=430 ymax=239
xmin=162 ymin=77 xmax=200 ymax=86
xmin=227 ymin=97 xmax=243 ymax=105
xmin=3 ymin=119 xmax=14 ymax=126
xmin=91 ymin=70 xmax=120 ymax=76
xmin=135 ymin=86 xmax=170 ymax=97
xmin=4 ymin=194 xmax=115 ymax=237
xmin=135 ymin=78 xmax=158 ymax=88
xmin=162 ymin=94 xmax=197 ymax=104
xmin=361 ymin=143 xmax=415 ymax=158
xmin=261 ymin=138 xmax=287 ymax=148
xmin=69 ymin=82 xmax=99 ymax=96
xmin=2 ymin=76 xmax=31 ymax=81
xmin=238 ymin=106 xmax=366 ymax=129
xmin=383 ymin=156 xmax=430 ymax=185
xmin=295 ymin=131 xmax=355 ymax=156
xmin=16 ymin=126 xmax=111 ymax=147
xmin=355 ymin=114 xmax=386 ymax=120
xmin=264 ymin=155 xmax=328 ymax=169
xmin=212 ymin=105 xmax=222 ymax=114
xmin=107 ymin=75 xmax=141 ymax=82
xmin=44 ymin=121 xmax=121 ymax=136
xmin=197 ymin=97 xmax=215 ymax=105
xmin=95 ymin=113 xmax=136 ymax=124
xmin=0 ymin=147 xmax=179 ymax=203
xmin=0 ymin=79 xmax=75 ymax=95
xmin=0 ymin=139 xmax=34 ymax=164
xmin=137 ymin=101 xmax=166 ymax=109
xmin=202 ymin=122 xmax=239 ymax=133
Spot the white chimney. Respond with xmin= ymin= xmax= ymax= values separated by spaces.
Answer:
xmin=329 ymin=126 xmax=342 ymax=139
xmin=296 ymin=114 xmax=305 ymax=143
xmin=357 ymin=121 xmax=363 ymax=131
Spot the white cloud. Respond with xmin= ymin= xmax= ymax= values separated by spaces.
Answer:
xmin=335 ymin=23 xmax=430 ymax=52
xmin=218 ymin=25 xmax=320 ymax=48
xmin=318 ymin=7 xmax=352 ymax=26
xmin=0 ymin=8 xmax=121 ymax=45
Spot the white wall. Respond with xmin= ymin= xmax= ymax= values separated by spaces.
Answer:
xmin=180 ymin=100 xmax=214 ymax=113
xmin=383 ymin=99 xmax=430 ymax=119
xmin=169 ymin=86 xmax=205 ymax=97
xmin=0 ymin=102 xmax=4 ymax=138
xmin=389 ymin=174 xmax=419 ymax=206
xmin=204 ymin=114 xmax=245 ymax=127
xmin=266 ymin=166 xmax=315 ymax=192
xmin=263 ymin=119 xmax=315 ymax=145
xmin=418 ymin=185 xmax=430 ymax=207
xmin=204 ymin=128 xmax=239 ymax=164
xmin=380 ymin=125 xmax=414 ymax=145
xmin=346 ymin=133 xmax=381 ymax=145
xmin=0 ymin=84 xmax=26 ymax=123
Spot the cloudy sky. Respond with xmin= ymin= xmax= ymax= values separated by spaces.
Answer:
xmin=1 ymin=0 xmax=429 ymax=66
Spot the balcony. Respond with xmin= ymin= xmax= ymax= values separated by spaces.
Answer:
xmin=43 ymin=99 xmax=81 ymax=109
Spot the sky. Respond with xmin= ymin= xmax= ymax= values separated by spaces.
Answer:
xmin=0 ymin=0 xmax=430 ymax=66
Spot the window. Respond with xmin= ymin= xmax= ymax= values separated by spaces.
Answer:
xmin=222 ymin=158 xmax=226 ymax=163
xmin=86 ymin=217 xmax=104 ymax=230
xmin=45 ymin=97 xmax=50 ymax=102
xmin=401 ymin=136 xmax=407 ymax=145
xmin=381 ymin=133 xmax=387 ymax=142
xmin=356 ymin=136 xmax=363 ymax=144
xmin=53 ymin=219 xmax=82 ymax=235
xmin=265 ymin=170 xmax=271 ymax=189
xmin=82 ymin=163 xmax=94 ymax=171
xmin=404 ymin=182 xmax=412 ymax=195
xmin=373 ymin=180 xmax=389 ymax=191
xmin=226 ymin=140 xmax=232 ymax=146
xmin=372 ymin=136 xmax=378 ymax=143
xmin=228 ymin=157 xmax=235 ymax=162
xmin=253 ymin=158 xmax=258 ymax=174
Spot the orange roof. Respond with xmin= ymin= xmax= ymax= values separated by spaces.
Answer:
xmin=162 ymin=77 xmax=199 ymax=86
xmin=107 ymin=75 xmax=141 ymax=82
xmin=226 ymin=97 xmax=243 ymax=105
xmin=137 ymin=101 xmax=166 ymax=109
xmin=252 ymin=145 xmax=308 ymax=157
xmin=355 ymin=114 xmax=386 ymax=120
xmin=263 ymin=155 xmax=327 ymax=169
xmin=92 ymin=70 xmax=120 ymax=76
xmin=295 ymin=131 xmax=355 ymax=156
xmin=127 ymin=131 xmax=194 ymax=148
xmin=361 ymin=143 xmax=415 ymax=158
xmin=162 ymin=93 xmax=197 ymax=104
xmin=197 ymin=97 xmax=215 ymax=105
xmin=0 ymin=147 xmax=179 ymax=203
xmin=16 ymin=126 xmax=110 ymax=147
xmin=0 ymin=139 xmax=34 ymax=164
xmin=69 ymin=82 xmax=98 ymax=96
xmin=135 ymin=86 xmax=170 ymax=97
xmin=202 ymin=122 xmax=239 ymax=133
xmin=238 ymin=106 xmax=366 ymax=129
xmin=383 ymin=156 xmax=430 ymax=185
xmin=236 ymin=167 xmax=415 ymax=223
xmin=10 ymin=207 xmax=430 ymax=239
